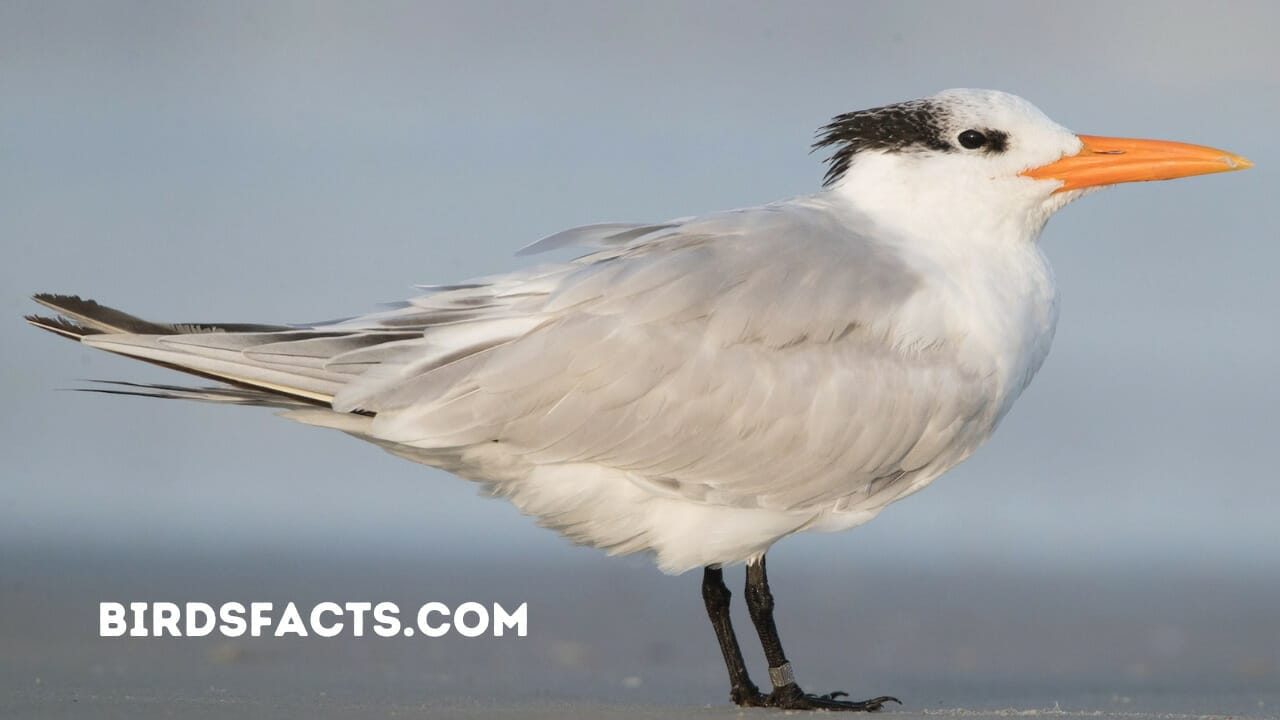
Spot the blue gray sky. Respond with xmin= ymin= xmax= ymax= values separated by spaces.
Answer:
xmin=2 ymin=1 xmax=1276 ymax=574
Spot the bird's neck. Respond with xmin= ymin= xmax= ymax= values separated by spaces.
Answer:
xmin=818 ymin=159 xmax=1062 ymax=420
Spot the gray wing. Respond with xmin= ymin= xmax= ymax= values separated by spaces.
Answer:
xmin=344 ymin=199 xmax=990 ymax=511
xmin=34 ymin=197 xmax=989 ymax=512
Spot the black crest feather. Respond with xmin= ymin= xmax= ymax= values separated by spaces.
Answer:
xmin=813 ymin=100 xmax=952 ymax=187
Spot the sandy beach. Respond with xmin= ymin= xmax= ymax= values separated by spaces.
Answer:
xmin=4 ymin=543 xmax=1276 ymax=719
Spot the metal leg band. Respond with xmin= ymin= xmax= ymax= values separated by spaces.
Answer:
xmin=768 ymin=662 xmax=796 ymax=688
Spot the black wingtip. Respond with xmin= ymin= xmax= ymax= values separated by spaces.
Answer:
xmin=31 ymin=292 xmax=98 ymax=314
xmin=30 ymin=292 xmax=296 ymax=336
xmin=33 ymin=292 xmax=81 ymax=303
xmin=30 ymin=293 xmax=180 ymax=334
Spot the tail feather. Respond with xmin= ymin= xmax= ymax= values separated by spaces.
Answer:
xmin=28 ymin=293 xmax=345 ymax=409
xmin=26 ymin=290 xmax=499 ymax=417
xmin=80 ymin=332 xmax=342 ymax=405
xmin=76 ymin=380 xmax=312 ymax=408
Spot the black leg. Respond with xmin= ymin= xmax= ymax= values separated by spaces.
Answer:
xmin=743 ymin=554 xmax=901 ymax=711
xmin=701 ymin=567 xmax=764 ymax=706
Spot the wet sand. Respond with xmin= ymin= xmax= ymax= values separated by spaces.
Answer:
xmin=3 ymin=543 xmax=1277 ymax=719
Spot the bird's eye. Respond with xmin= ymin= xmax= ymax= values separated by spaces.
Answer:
xmin=957 ymin=130 xmax=988 ymax=149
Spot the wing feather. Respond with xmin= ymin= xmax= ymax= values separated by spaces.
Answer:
xmin=355 ymin=199 xmax=990 ymax=511
xmin=31 ymin=197 xmax=991 ymax=514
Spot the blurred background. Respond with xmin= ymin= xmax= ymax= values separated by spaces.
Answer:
xmin=2 ymin=1 xmax=1277 ymax=716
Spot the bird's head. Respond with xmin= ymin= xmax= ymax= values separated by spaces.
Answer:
xmin=815 ymin=88 xmax=1251 ymax=244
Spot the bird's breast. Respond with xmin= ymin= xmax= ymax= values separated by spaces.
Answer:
xmin=926 ymin=243 xmax=1060 ymax=422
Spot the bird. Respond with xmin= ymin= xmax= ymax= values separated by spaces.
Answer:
xmin=26 ymin=89 xmax=1251 ymax=711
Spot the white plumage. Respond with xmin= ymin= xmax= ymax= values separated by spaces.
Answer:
xmin=29 ymin=89 xmax=1249 ymax=575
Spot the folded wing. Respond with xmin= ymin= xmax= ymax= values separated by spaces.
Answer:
xmin=29 ymin=199 xmax=986 ymax=513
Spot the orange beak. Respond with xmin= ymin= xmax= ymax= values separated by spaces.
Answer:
xmin=1022 ymin=135 xmax=1252 ymax=193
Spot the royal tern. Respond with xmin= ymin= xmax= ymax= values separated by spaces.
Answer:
xmin=27 ymin=89 xmax=1250 ymax=710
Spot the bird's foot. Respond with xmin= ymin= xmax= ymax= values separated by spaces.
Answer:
xmin=730 ymin=682 xmax=768 ymax=707
xmin=764 ymin=683 xmax=901 ymax=711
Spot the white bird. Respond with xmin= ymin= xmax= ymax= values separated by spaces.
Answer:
xmin=27 ymin=89 xmax=1250 ymax=710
